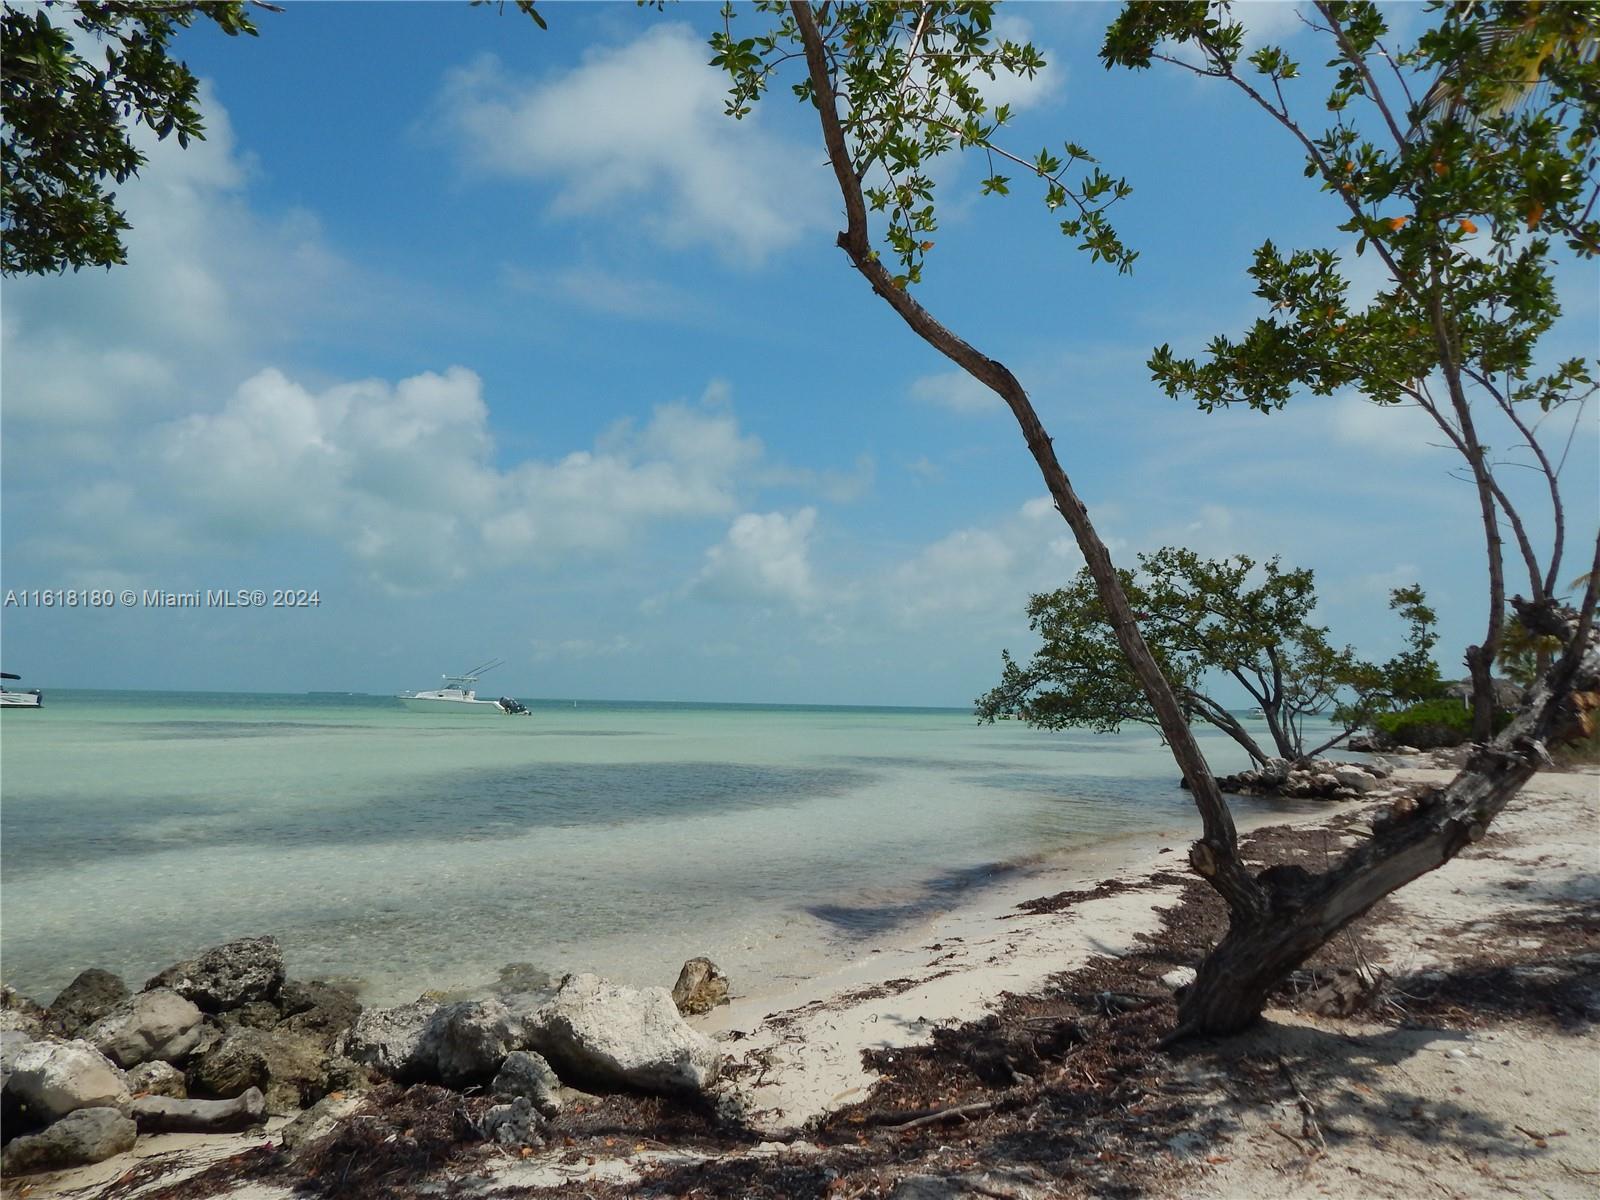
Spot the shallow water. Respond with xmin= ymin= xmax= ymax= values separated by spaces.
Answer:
xmin=0 ymin=690 xmax=1276 ymax=1005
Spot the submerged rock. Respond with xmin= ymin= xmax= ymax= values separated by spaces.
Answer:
xmin=671 ymin=958 xmax=730 ymax=1016
xmin=1 ymin=1106 xmax=137 ymax=1174
xmin=526 ymin=972 xmax=722 ymax=1095
xmin=145 ymin=936 xmax=285 ymax=1012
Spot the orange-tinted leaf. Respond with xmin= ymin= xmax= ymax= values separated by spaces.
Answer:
xmin=1385 ymin=216 xmax=1409 ymax=231
xmin=1459 ymin=218 xmax=1478 ymax=233
xmin=1527 ymin=202 xmax=1544 ymax=230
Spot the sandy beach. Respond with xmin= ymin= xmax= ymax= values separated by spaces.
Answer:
xmin=7 ymin=762 xmax=1596 ymax=1199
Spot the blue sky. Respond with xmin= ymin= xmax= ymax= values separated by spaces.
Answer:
xmin=3 ymin=1 xmax=1595 ymax=706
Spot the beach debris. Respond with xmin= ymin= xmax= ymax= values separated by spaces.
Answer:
xmin=492 ymin=1048 xmax=564 ymax=1116
xmin=4 ymin=1038 xmax=130 ymax=1122
xmin=44 ymin=968 xmax=129 ymax=1038
xmin=278 ymin=1090 xmax=367 ymax=1155
xmin=128 ymin=1086 xmax=267 ymax=1133
xmin=84 ymin=988 xmax=203 ymax=1068
xmin=144 ymin=935 xmax=286 ymax=1012
xmin=886 ymin=1166 xmax=1052 ymax=1198
xmin=0 ymin=1105 xmax=137 ymax=1174
xmin=341 ymin=997 xmax=442 ymax=1080
xmin=1160 ymin=966 xmax=1197 ymax=992
xmin=125 ymin=1058 xmax=187 ymax=1099
xmin=672 ymin=956 xmax=731 ymax=1015
xmin=525 ymin=971 xmax=723 ymax=1095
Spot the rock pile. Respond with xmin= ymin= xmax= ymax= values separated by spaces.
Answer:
xmin=1211 ymin=756 xmax=1395 ymax=801
xmin=1 ymin=939 xmax=729 ymax=1177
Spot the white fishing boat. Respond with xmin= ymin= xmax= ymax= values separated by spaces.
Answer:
xmin=397 ymin=660 xmax=528 ymax=715
xmin=0 ymin=671 xmax=42 ymax=709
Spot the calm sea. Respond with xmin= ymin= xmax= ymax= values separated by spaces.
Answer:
xmin=0 ymin=690 xmax=1278 ymax=1006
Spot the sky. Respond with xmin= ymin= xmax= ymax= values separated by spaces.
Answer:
xmin=2 ymin=0 xmax=1596 ymax=707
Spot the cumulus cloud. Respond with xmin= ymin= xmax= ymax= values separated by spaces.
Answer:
xmin=692 ymin=508 xmax=821 ymax=612
xmin=1 ymin=84 xmax=345 ymax=432
xmin=885 ymin=495 xmax=1079 ymax=626
xmin=435 ymin=25 xmax=830 ymax=265
xmin=151 ymin=368 xmax=765 ymax=590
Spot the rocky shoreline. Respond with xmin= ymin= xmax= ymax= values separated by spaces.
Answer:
xmin=1 ymin=937 xmax=734 ymax=1179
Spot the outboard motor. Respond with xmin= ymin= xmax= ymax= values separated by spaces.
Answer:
xmin=497 ymin=696 xmax=529 ymax=715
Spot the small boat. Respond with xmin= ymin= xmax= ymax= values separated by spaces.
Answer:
xmin=0 ymin=671 xmax=42 ymax=709
xmin=1248 ymin=705 xmax=1265 ymax=718
xmin=398 ymin=660 xmax=529 ymax=715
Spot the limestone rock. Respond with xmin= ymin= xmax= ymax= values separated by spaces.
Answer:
xmin=126 ymin=1059 xmax=187 ymax=1099
xmin=480 ymin=1095 xmax=543 ymax=1148
xmin=492 ymin=1049 xmax=563 ymax=1116
xmin=279 ymin=1092 xmax=366 ymax=1155
xmin=277 ymin=980 xmax=362 ymax=1049
xmin=86 ymin=988 xmax=203 ymax=1068
xmin=145 ymin=936 xmax=285 ymax=1012
xmin=1333 ymin=768 xmax=1377 ymax=794
xmin=1 ymin=1106 xmax=137 ymax=1174
xmin=671 ymin=958 xmax=730 ymax=1015
xmin=419 ymin=999 xmax=524 ymax=1087
xmin=0 ymin=985 xmax=48 ymax=1038
xmin=187 ymin=1027 xmax=329 ymax=1114
xmin=46 ymin=969 xmax=130 ymax=1038
xmin=341 ymin=999 xmax=440 ymax=1081
xmin=5 ymin=1039 xmax=130 ymax=1122
xmin=129 ymin=1087 xmax=266 ymax=1133
xmin=525 ymin=972 xmax=722 ymax=1095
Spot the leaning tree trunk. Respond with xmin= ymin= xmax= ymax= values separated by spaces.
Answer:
xmin=1178 ymin=590 xmax=1600 ymax=1035
xmin=785 ymin=0 xmax=1598 ymax=1040
xmin=786 ymin=0 xmax=1267 ymax=924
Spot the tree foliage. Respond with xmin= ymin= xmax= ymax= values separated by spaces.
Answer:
xmin=1 ymin=0 xmax=267 ymax=275
xmin=977 ymin=549 xmax=1434 ymax=764
xmin=1102 ymin=0 xmax=1600 ymax=740
xmin=712 ymin=0 xmax=1136 ymax=288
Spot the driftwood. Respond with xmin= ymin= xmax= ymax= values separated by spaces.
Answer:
xmin=128 ymin=1087 xmax=267 ymax=1133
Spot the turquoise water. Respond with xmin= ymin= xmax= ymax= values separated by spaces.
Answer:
xmin=0 ymin=690 xmax=1271 ymax=1006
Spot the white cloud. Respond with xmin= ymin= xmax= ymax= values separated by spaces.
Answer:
xmin=1233 ymin=2 xmax=1309 ymax=47
xmin=2 ymin=84 xmax=345 ymax=431
xmin=885 ymin=496 xmax=1079 ymax=626
xmin=692 ymin=508 xmax=821 ymax=612
xmin=147 ymin=369 xmax=765 ymax=590
xmin=909 ymin=369 xmax=999 ymax=415
xmin=435 ymin=26 xmax=830 ymax=265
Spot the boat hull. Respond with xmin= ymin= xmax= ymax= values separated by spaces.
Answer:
xmin=0 ymin=691 xmax=42 ymax=708
xmin=397 ymin=696 xmax=504 ymax=713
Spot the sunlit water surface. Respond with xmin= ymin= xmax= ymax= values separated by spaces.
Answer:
xmin=1 ymin=691 xmax=1298 ymax=1004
